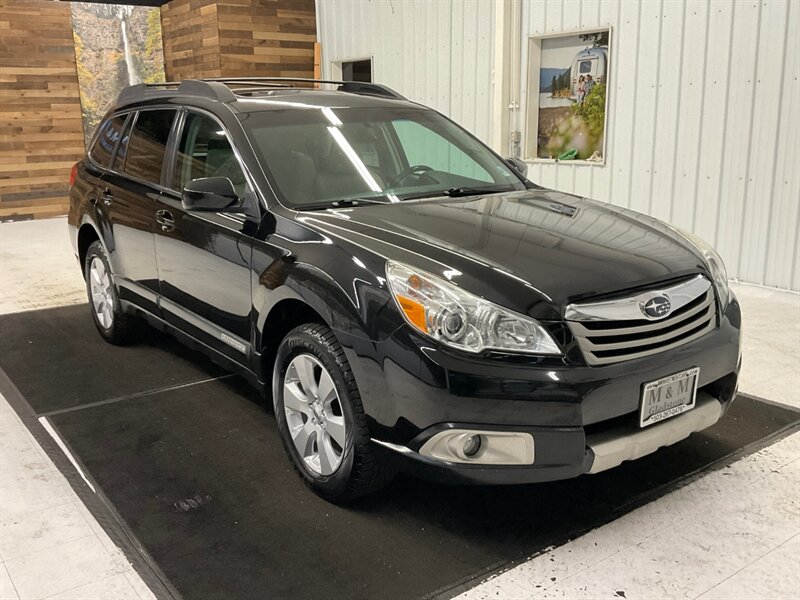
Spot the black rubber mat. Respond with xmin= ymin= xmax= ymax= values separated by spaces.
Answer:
xmin=49 ymin=387 xmax=799 ymax=599
xmin=0 ymin=304 xmax=226 ymax=414
xmin=3 ymin=306 xmax=799 ymax=599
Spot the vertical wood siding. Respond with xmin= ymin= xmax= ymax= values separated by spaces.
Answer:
xmin=0 ymin=0 xmax=85 ymax=221
xmin=318 ymin=0 xmax=800 ymax=290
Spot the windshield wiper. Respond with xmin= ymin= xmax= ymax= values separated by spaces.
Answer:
xmin=297 ymin=197 xmax=391 ymax=211
xmin=443 ymin=186 xmax=515 ymax=197
xmin=401 ymin=186 xmax=515 ymax=201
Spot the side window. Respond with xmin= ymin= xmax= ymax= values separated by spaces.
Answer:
xmin=122 ymin=110 xmax=176 ymax=185
xmin=392 ymin=120 xmax=492 ymax=183
xmin=173 ymin=113 xmax=246 ymax=197
xmin=110 ymin=115 xmax=133 ymax=170
xmin=90 ymin=114 xmax=128 ymax=167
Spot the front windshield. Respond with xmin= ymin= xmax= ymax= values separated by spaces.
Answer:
xmin=239 ymin=104 xmax=525 ymax=208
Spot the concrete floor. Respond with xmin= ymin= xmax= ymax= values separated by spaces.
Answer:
xmin=1 ymin=217 xmax=798 ymax=599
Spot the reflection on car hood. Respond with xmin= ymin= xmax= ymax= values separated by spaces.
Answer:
xmin=300 ymin=189 xmax=707 ymax=320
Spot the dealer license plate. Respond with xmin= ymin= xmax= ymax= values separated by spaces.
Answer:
xmin=639 ymin=367 xmax=700 ymax=428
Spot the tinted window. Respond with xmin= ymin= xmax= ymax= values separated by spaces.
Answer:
xmin=174 ymin=113 xmax=246 ymax=196
xmin=579 ymin=60 xmax=593 ymax=73
xmin=123 ymin=110 xmax=175 ymax=184
xmin=90 ymin=114 xmax=127 ymax=167
xmin=111 ymin=115 xmax=133 ymax=170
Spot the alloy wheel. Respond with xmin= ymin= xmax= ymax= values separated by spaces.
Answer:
xmin=89 ymin=256 xmax=114 ymax=329
xmin=283 ymin=353 xmax=346 ymax=476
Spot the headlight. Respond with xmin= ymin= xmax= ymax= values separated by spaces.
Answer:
xmin=385 ymin=261 xmax=561 ymax=355
xmin=678 ymin=230 xmax=730 ymax=309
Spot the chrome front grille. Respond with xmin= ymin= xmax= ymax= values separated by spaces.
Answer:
xmin=566 ymin=275 xmax=717 ymax=366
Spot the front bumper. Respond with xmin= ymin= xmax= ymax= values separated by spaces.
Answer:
xmin=339 ymin=296 xmax=742 ymax=485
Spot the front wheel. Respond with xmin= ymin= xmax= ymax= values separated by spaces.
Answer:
xmin=273 ymin=323 xmax=395 ymax=502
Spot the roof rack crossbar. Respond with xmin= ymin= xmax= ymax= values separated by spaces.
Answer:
xmin=116 ymin=77 xmax=406 ymax=106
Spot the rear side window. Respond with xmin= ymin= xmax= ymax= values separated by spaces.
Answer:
xmin=90 ymin=114 xmax=128 ymax=167
xmin=579 ymin=60 xmax=593 ymax=73
xmin=122 ymin=110 xmax=176 ymax=185
xmin=173 ymin=112 xmax=246 ymax=196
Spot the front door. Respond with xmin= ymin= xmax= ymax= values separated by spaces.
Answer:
xmin=155 ymin=110 xmax=255 ymax=363
xmin=102 ymin=109 xmax=176 ymax=315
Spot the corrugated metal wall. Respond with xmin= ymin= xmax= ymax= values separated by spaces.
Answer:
xmin=520 ymin=0 xmax=799 ymax=291
xmin=316 ymin=0 xmax=497 ymax=142
xmin=316 ymin=0 xmax=800 ymax=291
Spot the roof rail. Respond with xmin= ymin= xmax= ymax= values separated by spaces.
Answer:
xmin=116 ymin=80 xmax=237 ymax=106
xmin=205 ymin=77 xmax=407 ymax=100
xmin=115 ymin=77 xmax=406 ymax=106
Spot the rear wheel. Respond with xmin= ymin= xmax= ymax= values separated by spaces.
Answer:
xmin=273 ymin=323 xmax=395 ymax=502
xmin=84 ymin=241 xmax=139 ymax=345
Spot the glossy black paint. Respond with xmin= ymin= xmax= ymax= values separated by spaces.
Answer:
xmin=68 ymin=87 xmax=742 ymax=485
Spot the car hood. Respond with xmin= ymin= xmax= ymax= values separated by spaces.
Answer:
xmin=298 ymin=189 xmax=708 ymax=320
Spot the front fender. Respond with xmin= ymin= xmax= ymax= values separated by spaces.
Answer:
xmin=252 ymin=256 xmax=395 ymax=345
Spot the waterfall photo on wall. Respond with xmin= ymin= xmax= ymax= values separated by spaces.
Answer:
xmin=533 ymin=29 xmax=609 ymax=162
xmin=70 ymin=2 xmax=166 ymax=145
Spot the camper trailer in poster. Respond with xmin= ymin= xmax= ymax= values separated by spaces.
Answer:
xmin=570 ymin=46 xmax=608 ymax=100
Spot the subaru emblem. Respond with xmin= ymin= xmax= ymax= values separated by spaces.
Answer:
xmin=641 ymin=295 xmax=672 ymax=319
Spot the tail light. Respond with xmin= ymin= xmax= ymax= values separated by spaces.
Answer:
xmin=69 ymin=163 xmax=78 ymax=188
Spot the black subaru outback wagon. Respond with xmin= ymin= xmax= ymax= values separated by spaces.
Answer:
xmin=69 ymin=78 xmax=741 ymax=502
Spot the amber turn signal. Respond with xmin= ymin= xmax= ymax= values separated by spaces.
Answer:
xmin=396 ymin=295 xmax=428 ymax=333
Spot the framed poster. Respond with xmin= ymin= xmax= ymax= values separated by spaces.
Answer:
xmin=71 ymin=3 xmax=166 ymax=146
xmin=526 ymin=28 xmax=611 ymax=164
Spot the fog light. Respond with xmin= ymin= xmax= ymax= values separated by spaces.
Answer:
xmin=419 ymin=429 xmax=535 ymax=465
xmin=462 ymin=434 xmax=482 ymax=457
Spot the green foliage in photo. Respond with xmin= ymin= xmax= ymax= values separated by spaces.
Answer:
xmin=572 ymin=83 xmax=606 ymax=141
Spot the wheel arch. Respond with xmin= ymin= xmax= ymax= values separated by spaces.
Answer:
xmin=255 ymin=266 xmax=390 ymax=378
xmin=258 ymin=295 xmax=330 ymax=386
xmin=77 ymin=222 xmax=102 ymax=277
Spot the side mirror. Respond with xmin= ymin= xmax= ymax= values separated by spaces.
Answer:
xmin=182 ymin=177 xmax=239 ymax=212
xmin=505 ymin=157 xmax=528 ymax=179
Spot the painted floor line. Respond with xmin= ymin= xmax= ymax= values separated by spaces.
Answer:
xmin=38 ymin=415 xmax=96 ymax=493
xmin=39 ymin=373 xmax=238 ymax=418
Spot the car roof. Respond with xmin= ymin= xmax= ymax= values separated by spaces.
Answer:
xmin=112 ymin=79 xmax=423 ymax=115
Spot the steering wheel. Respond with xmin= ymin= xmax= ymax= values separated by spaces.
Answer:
xmin=389 ymin=164 xmax=435 ymax=187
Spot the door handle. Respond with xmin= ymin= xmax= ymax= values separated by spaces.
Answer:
xmin=101 ymin=187 xmax=113 ymax=206
xmin=156 ymin=209 xmax=176 ymax=232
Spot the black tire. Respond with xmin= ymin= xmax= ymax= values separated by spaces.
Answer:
xmin=84 ymin=241 xmax=139 ymax=345
xmin=273 ymin=323 xmax=395 ymax=502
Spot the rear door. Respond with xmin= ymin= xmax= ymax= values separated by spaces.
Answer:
xmin=154 ymin=109 xmax=255 ymax=364
xmin=101 ymin=108 xmax=177 ymax=314
xmin=78 ymin=112 xmax=129 ymax=237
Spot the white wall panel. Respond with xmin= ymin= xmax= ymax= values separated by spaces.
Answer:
xmin=317 ymin=0 xmax=800 ymax=290
xmin=737 ymin=0 xmax=791 ymax=285
xmin=519 ymin=0 xmax=799 ymax=290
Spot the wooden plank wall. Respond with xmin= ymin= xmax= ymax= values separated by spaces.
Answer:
xmin=161 ymin=0 xmax=223 ymax=80
xmin=0 ymin=0 xmax=317 ymax=220
xmin=161 ymin=0 xmax=316 ymax=81
xmin=0 ymin=0 xmax=85 ymax=221
xmin=217 ymin=0 xmax=316 ymax=78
